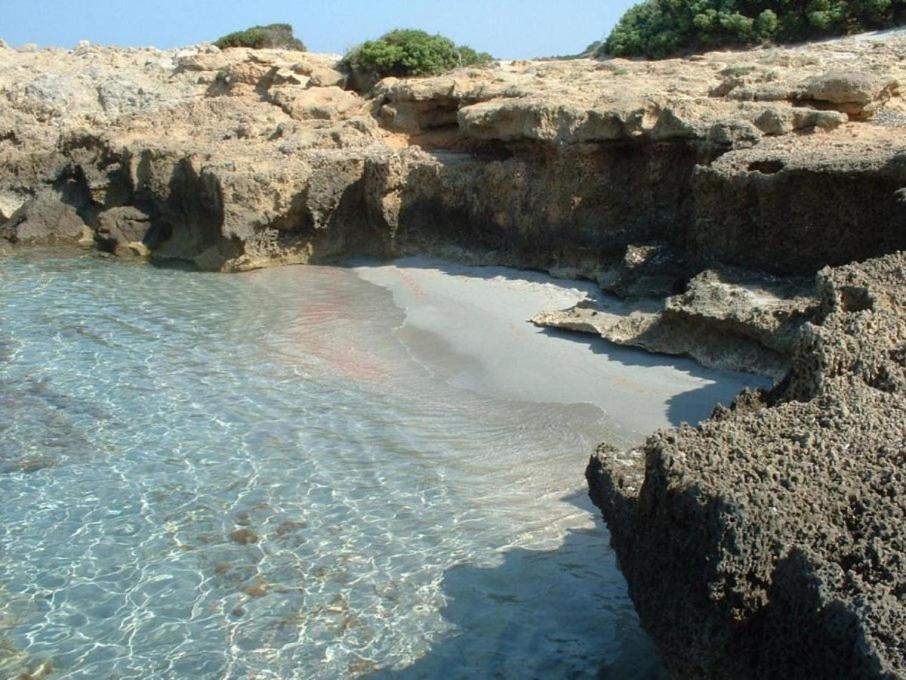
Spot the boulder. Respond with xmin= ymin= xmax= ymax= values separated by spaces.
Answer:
xmin=753 ymin=107 xmax=792 ymax=135
xmin=0 ymin=190 xmax=26 ymax=223
xmin=270 ymin=86 xmax=360 ymax=121
xmin=802 ymin=71 xmax=899 ymax=117
xmin=0 ymin=190 xmax=89 ymax=245
xmin=292 ymin=62 xmax=346 ymax=88
xmin=175 ymin=51 xmax=232 ymax=73
xmin=791 ymin=108 xmax=848 ymax=131
xmin=95 ymin=206 xmax=154 ymax=256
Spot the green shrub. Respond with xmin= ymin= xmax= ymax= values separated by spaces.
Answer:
xmin=602 ymin=0 xmax=904 ymax=58
xmin=342 ymin=29 xmax=493 ymax=89
xmin=214 ymin=23 xmax=306 ymax=51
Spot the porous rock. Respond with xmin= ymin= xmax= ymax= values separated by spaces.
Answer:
xmin=0 ymin=189 xmax=88 ymax=245
xmin=588 ymin=253 xmax=906 ymax=679
xmin=95 ymin=205 xmax=154 ymax=256
xmin=1 ymin=35 xmax=904 ymax=275
xmin=801 ymin=70 xmax=899 ymax=117
xmin=534 ymin=261 xmax=819 ymax=378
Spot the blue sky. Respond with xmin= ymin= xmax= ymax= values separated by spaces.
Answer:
xmin=0 ymin=0 xmax=637 ymax=58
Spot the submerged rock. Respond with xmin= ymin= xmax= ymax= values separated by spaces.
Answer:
xmin=229 ymin=528 xmax=259 ymax=545
xmin=242 ymin=579 xmax=269 ymax=598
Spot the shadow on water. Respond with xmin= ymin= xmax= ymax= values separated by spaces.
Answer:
xmin=369 ymin=492 xmax=668 ymax=680
xmin=347 ymin=258 xmax=757 ymax=676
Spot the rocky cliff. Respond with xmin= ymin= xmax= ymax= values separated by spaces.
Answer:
xmin=2 ymin=36 xmax=903 ymax=274
xmin=1 ymin=32 xmax=905 ymax=679
xmin=590 ymin=254 xmax=906 ymax=678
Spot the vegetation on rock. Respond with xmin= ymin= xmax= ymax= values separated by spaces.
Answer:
xmin=341 ymin=29 xmax=492 ymax=88
xmin=214 ymin=23 xmax=306 ymax=51
xmin=602 ymin=0 xmax=904 ymax=58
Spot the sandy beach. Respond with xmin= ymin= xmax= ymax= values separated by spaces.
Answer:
xmin=353 ymin=257 xmax=769 ymax=444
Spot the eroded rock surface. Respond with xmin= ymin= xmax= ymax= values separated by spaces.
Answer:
xmin=534 ymin=264 xmax=819 ymax=377
xmin=0 ymin=35 xmax=903 ymax=275
xmin=589 ymin=253 xmax=906 ymax=679
xmin=0 ymin=189 xmax=88 ymax=245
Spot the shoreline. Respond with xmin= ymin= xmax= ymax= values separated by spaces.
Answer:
xmin=1 ymin=252 xmax=670 ymax=677
xmin=352 ymin=256 xmax=768 ymax=442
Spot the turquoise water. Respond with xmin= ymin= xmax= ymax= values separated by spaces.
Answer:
xmin=0 ymin=253 xmax=666 ymax=679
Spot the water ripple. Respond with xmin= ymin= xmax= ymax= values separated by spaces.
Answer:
xmin=0 ymin=254 xmax=664 ymax=679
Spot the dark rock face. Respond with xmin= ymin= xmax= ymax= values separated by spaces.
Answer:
xmin=94 ymin=205 xmax=154 ymax=256
xmin=375 ymin=143 xmax=701 ymax=272
xmin=589 ymin=253 xmax=906 ymax=679
xmin=17 ymin=133 xmax=905 ymax=282
xmin=0 ymin=186 xmax=88 ymax=245
xmin=691 ymin=144 xmax=906 ymax=273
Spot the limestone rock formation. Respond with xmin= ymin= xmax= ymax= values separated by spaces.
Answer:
xmin=802 ymin=71 xmax=899 ymax=117
xmin=0 ymin=188 xmax=90 ymax=245
xmin=94 ymin=205 xmax=154 ymax=256
xmin=533 ymin=265 xmax=818 ymax=378
xmin=692 ymin=130 xmax=906 ymax=273
xmin=588 ymin=254 xmax=906 ymax=679
xmin=0 ymin=34 xmax=903 ymax=274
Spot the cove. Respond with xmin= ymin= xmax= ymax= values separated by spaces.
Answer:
xmin=0 ymin=253 xmax=764 ymax=679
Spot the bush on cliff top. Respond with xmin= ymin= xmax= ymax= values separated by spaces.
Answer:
xmin=214 ymin=24 xmax=306 ymax=51
xmin=341 ymin=29 xmax=493 ymax=89
xmin=603 ymin=0 xmax=905 ymax=58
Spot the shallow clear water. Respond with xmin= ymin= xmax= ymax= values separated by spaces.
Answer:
xmin=0 ymin=253 xmax=670 ymax=679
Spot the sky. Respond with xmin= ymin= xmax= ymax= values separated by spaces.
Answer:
xmin=0 ymin=0 xmax=638 ymax=59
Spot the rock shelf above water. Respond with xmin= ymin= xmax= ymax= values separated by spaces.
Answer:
xmin=0 ymin=35 xmax=904 ymax=274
